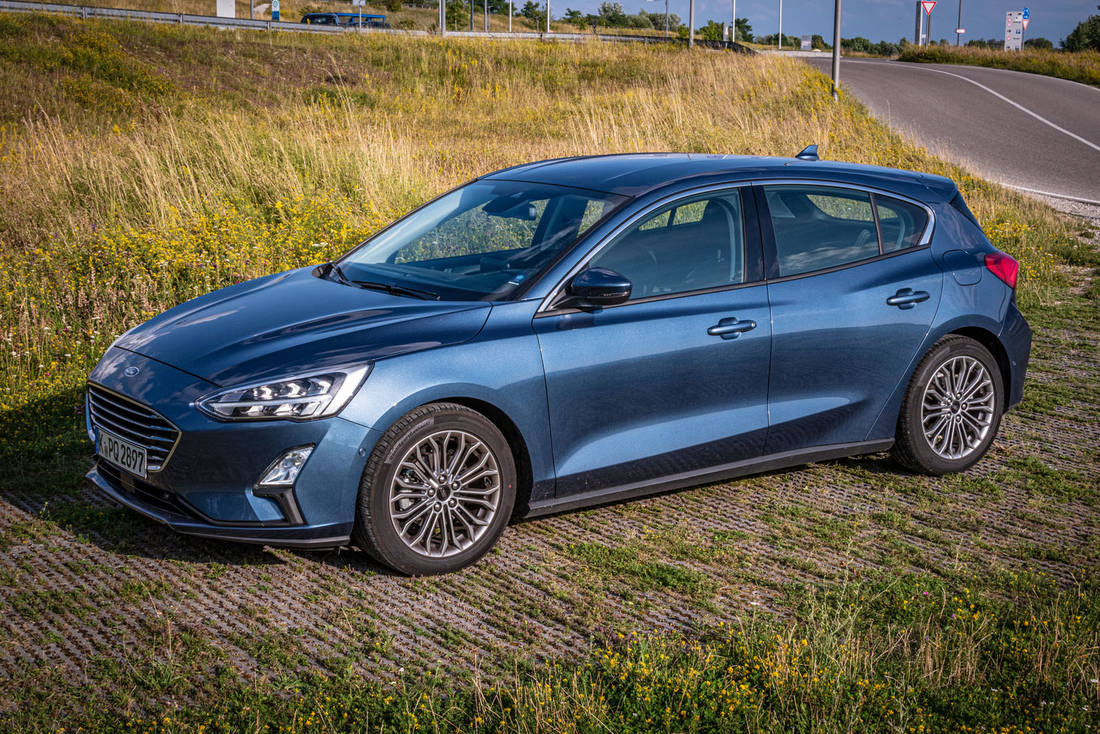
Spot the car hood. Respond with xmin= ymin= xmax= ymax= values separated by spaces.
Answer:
xmin=115 ymin=266 xmax=492 ymax=386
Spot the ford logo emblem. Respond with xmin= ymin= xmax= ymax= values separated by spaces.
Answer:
xmin=123 ymin=366 xmax=141 ymax=377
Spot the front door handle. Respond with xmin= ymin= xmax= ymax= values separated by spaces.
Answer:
xmin=707 ymin=317 xmax=757 ymax=340
xmin=886 ymin=288 xmax=930 ymax=310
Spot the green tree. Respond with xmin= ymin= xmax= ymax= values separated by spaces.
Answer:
xmin=734 ymin=16 xmax=752 ymax=41
xmin=1023 ymin=37 xmax=1053 ymax=50
xmin=385 ymin=0 xmax=401 ymax=12
xmin=597 ymin=1 xmax=627 ymax=26
xmin=640 ymin=11 xmax=679 ymax=32
xmin=1062 ymin=7 xmax=1100 ymax=51
xmin=445 ymin=0 xmax=469 ymax=29
xmin=698 ymin=19 xmax=724 ymax=41
xmin=563 ymin=7 xmax=585 ymax=26
xmin=841 ymin=35 xmax=872 ymax=52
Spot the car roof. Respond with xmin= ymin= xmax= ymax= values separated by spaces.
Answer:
xmin=483 ymin=153 xmax=958 ymax=203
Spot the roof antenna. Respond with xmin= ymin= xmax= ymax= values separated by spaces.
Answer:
xmin=796 ymin=145 xmax=820 ymax=161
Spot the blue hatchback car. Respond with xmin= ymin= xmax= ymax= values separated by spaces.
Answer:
xmin=86 ymin=152 xmax=1031 ymax=574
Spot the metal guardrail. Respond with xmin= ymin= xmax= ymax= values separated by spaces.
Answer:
xmin=0 ymin=0 xmax=754 ymax=52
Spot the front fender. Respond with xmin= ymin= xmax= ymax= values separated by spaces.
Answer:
xmin=339 ymin=301 xmax=555 ymax=503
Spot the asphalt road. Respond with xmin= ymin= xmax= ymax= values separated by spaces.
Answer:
xmin=804 ymin=57 xmax=1100 ymax=204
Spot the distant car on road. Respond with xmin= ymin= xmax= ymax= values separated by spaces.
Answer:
xmin=300 ymin=12 xmax=388 ymax=27
xmin=342 ymin=14 xmax=389 ymax=28
xmin=300 ymin=12 xmax=340 ymax=25
xmin=86 ymin=152 xmax=1031 ymax=575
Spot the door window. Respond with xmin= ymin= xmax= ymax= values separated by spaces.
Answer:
xmin=764 ymin=185 xmax=880 ymax=277
xmin=588 ymin=190 xmax=745 ymax=300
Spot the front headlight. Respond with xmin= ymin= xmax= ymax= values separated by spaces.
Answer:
xmin=197 ymin=366 xmax=370 ymax=421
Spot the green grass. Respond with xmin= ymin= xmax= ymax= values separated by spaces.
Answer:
xmin=4 ymin=569 xmax=1096 ymax=732
xmin=898 ymin=45 xmax=1100 ymax=87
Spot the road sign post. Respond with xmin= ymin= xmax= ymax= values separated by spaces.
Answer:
xmin=831 ymin=0 xmax=841 ymax=101
xmin=955 ymin=0 xmax=962 ymax=44
xmin=920 ymin=0 xmax=936 ymax=45
xmin=1004 ymin=10 xmax=1023 ymax=51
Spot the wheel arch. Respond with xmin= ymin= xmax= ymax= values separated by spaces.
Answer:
xmin=417 ymin=396 xmax=535 ymax=519
xmin=867 ymin=320 xmax=1012 ymax=441
xmin=948 ymin=326 xmax=1011 ymax=397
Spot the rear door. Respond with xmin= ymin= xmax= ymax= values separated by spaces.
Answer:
xmin=758 ymin=183 xmax=943 ymax=454
xmin=534 ymin=186 xmax=772 ymax=498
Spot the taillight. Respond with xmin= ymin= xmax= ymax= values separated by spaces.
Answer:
xmin=985 ymin=251 xmax=1018 ymax=289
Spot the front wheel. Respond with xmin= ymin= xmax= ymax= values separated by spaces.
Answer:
xmin=353 ymin=402 xmax=516 ymax=575
xmin=892 ymin=335 xmax=1004 ymax=475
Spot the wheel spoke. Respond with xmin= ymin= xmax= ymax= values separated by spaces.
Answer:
xmin=445 ymin=432 xmax=467 ymax=476
xmin=962 ymin=378 xmax=992 ymax=403
xmin=456 ymin=451 xmax=490 ymax=483
xmin=454 ymin=495 xmax=497 ymax=510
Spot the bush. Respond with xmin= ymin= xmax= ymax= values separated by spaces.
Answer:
xmin=899 ymin=44 xmax=1100 ymax=86
xmin=1063 ymin=4 xmax=1100 ymax=51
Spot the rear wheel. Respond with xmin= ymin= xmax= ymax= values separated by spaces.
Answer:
xmin=353 ymin=403 xmax=516 ymax=575
xmin=893 ymin=335 xmax=1003 ymax=475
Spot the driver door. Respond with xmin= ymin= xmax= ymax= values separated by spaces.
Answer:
xmin=533 ymin=187 xmax=772 ymax=498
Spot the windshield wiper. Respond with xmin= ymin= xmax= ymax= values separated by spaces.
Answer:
xmin=315 ymin=261 xmax=352 ymax=285
xmin=349 ymin=280 xmax=440 ymax=301
xmin=318 ymin=263 xmax=438 ymax=300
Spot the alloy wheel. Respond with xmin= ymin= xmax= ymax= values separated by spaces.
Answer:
xmin=920 ymin=355 xmax=996 ymax=460
xmin=388 ymin=430 xmax=502 ymax=558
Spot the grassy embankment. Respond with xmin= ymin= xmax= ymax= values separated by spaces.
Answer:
xmin=899 ymin=45 xmax=1100 ymax=87
xmin=0 ymin=12 xmax=1097 ymax=732
xmin=12 ymin=0 xmax=641 ymax=33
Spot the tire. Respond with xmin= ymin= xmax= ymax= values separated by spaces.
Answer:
xmin=892 ymin=335 xmax=1004 ymax=475
xmin=352 ymin=402 xmax=516 ymax=575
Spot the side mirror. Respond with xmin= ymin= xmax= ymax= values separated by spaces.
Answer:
xmin=565 ymin=267 xmax=632 ymax=308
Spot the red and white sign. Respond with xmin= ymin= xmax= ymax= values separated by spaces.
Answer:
xmin=1022 ymin=18 xmax=1030 ymax=30
xmin=921 ymin=1 xmax=936 ymax=15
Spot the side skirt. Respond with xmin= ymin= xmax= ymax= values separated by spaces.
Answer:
xmin=524 ymin=439 xmax=895 ymax=519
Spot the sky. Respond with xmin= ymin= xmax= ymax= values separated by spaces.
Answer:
xmin=566 ymin=0 xmax=1097 ymax=45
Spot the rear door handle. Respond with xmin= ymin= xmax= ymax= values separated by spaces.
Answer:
xmin=886 ymin=288 xmax=930 ymax=310
xmin=707 ymin=317 xmax=757 ymax=340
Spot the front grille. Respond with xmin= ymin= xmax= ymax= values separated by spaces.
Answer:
xmin=87 ymin=384 xmax=180 ymax=471
xmin=97 ymin=459 xmax=196 ymax=519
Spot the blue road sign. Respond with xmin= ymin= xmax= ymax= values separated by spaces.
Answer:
xmin=1022 ymin=7 xmax=1029 ymax=19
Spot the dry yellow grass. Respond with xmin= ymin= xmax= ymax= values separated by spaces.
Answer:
xmin=0 ymin=13 xmax=1088 ymax=415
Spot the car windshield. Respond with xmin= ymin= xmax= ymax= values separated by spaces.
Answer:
xmin=335 ymin=180 xmax=627 ymax=301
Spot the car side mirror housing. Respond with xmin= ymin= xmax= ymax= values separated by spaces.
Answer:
xmin=565 ymin=267 xmax=632 ymax=308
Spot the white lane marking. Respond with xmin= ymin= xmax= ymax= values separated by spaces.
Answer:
xmin=1004 ymin=184 xmax=1100 ymax=207
xmin=855 ymin=60 xmax=1100 ymax=153
xmin=934 ymin=63 xmax=1100 ymax=94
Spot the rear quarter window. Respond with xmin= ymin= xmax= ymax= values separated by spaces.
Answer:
xmin=876 ymin=197 xmax=930 ymax=253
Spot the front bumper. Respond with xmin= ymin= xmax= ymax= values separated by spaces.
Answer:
xmin=88 ymin=460 xmax=354 ymax=548
xmin=86 ymin=347 xmax=381 ymax=547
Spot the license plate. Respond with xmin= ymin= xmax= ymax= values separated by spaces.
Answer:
xmin=97 ymin=427 xmax=148 ymax=479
